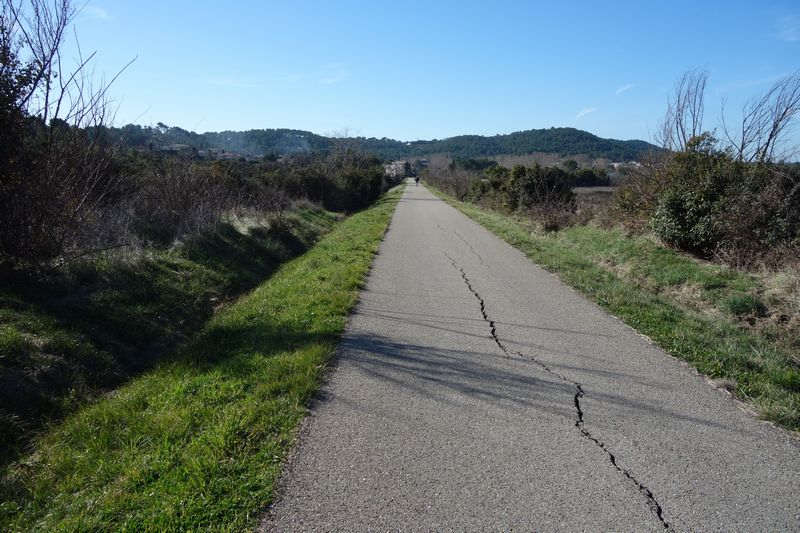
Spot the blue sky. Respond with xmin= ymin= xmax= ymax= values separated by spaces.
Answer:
xmin=74 ymin=0 xmax=799 ymax=144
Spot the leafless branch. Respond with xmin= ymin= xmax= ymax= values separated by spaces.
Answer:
xmin=721 ymin=72 xmax=800 ymax=162
xmin=656 ymin=68 xmax=708 ymax=151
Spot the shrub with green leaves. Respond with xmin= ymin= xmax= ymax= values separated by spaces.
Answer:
xmin=647 ymin=134 xmax=800 ymax=262
xmin=469 ymin=164 xmax=575 ymax=211
xmin=648 ymin=135 xmax=732 ymax=254
xmin=724 ymin=294 xmax=768 ymax=317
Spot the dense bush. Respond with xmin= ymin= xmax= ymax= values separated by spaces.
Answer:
xmin=648 ymin=135 xmax=732 ymax=253
xmin=618 ymin=134 xmax=800 ymax=264
xmin=1 ymin=132 xmax=388 ymax=265
xmin=425 ymin=161 xmax=579 ymax=230
xmin=714 ymin=164 xmax=800 ymax=261
xmin=572 ymin=167 xmax=611 ymax=187
xmin=434 ymin=163 xmax=576 ymax=211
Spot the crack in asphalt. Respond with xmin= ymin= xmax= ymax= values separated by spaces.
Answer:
xmin=453 ymin=229 xmax=488 ymax=268
xmin=445 ymin=252 xmax=505 ymax=355
xmin=445 ymin=252 xmax=671 ymax=530
xmin=439 ymin=224 xmax=488 ymax=269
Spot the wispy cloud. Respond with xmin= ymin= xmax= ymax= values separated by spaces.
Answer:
xmin=84 ymin=6 xmax=110 ymax=20
xmin=615 ymin=83 xmax=635 ymax=95
xmin=777 ymin=15 xmax=800 ymax=42
xmin=575 ymin=107 xmax=597 ymax=119
xmin=319 ymin=63 xmax=349 ymax=85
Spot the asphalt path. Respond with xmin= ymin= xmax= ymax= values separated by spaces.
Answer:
xmin=263 ymin=181 xmax=800 ymax=531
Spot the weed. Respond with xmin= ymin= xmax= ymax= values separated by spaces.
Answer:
xmin=724 ymin=294 xmax=768 ymax=317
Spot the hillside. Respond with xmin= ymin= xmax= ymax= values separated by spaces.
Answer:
xmin=110 ymin=124 xmax=658 ymax=161
xmin=360 ymin=128 xmax=657 ymax=161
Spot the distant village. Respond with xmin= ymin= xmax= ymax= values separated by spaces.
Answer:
xmin=383 ymin=160 xmax=428 ymax=179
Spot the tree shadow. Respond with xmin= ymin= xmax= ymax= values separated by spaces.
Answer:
xmin=0 ymin=218 xmax=329 ymax=468
xmin=316 ymin=332 xmax=745 ymax=435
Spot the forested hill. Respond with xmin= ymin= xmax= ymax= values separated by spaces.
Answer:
xmin=110 ymin=124 xmax=657 ymax=161
xmin=363 ymin=128 xmax=657 ymax=160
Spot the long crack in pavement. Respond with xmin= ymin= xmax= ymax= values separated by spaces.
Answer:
xmin=265 ymin=183 xmax=800 ymax=531
xmin=445 ymin=252 xmax=671 ymax=530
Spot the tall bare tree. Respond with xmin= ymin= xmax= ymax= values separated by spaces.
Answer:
xmin=656 ymin=68 xmax=709 ymax=151
xmin=723 ymin=71 xmax=800 ymax=162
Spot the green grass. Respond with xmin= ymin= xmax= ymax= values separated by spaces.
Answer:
xmin=536 ymin=225 xmax=764 ymax=316
xmin=724 ymin=294 xmax=768 ymax=317
xmin=0 ymin=187 xmax=402 ymax=531
xmin=431 ymin=188 xmax=800 ymax=433
xmin=0 ymin=207 xmax=339 ymax=467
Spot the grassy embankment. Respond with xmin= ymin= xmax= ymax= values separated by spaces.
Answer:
xmin=1 ymin=206 xmax=340 ymax=466
xmin=431 ymin=187 xmax=800 ymax=433
xmin=0 ymin=186 xmax=402 ymax=531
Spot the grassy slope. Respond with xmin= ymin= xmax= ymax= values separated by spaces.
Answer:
xmin=431 ymin=189 xmax=799 ymax=432
xmin=0 ymin=208 xmax=338 ymax=466
xmin=0 ymin=186 xmax=401 ymax=531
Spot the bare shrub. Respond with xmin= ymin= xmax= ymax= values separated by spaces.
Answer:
xmin=528 ymin=204 xmax=577 ymax=232
xmin=422 ymin=162 xmax=478 ymax=200
xmin=130 ymin=158 xmax=234 ymax=246
xmin=0 ymin=0 xmax=132 ymax=265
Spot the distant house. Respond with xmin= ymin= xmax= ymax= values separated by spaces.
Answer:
xmin=384 ymin=160 xmax=412 ymax=178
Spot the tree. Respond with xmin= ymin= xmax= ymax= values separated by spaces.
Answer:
xmin=723 ymin=71 xmax=800 ymax=163
xmin=563 ymin=159 xmax=578 ymax=172
xmin=0 ymin=0 xmax=132 ymax=264
xmin=0 ymin=7 xmax=34 ymax=174
xmin=656 ymin=68 xmax=708 ymax=152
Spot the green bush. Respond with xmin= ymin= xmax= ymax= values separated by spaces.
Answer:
xmin=648 ymin=135 xmax=732 ymax=254
xmin=651 ymin=188 xmax=719 ymax=252
xmin=513 ymin=164 xmax=575 ymax=209
xmin=724 ymin=294 xmax=768 ymax=317
xmin=619 ymin=134 xmax=800 ymax=263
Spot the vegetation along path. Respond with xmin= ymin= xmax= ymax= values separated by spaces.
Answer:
xmin=265 ymin=181 xmax=800 ymax=531
xmin=0 ymin=188 xmax=403 ymax=531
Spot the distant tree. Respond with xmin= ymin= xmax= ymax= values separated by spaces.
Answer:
xmin=563 ymin=159 xmax=579 ymax=171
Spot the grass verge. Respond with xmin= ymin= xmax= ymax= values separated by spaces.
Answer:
xmin=0 ymin=186 xmax=402 ymax=531
xmin=430 ymin=187 xmax=800 ymax=433
xmin=0 ymin=206 xmax=339 ymax=466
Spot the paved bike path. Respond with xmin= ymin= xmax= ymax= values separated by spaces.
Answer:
xmin=263 ymin=182 xmax=799 ymax=531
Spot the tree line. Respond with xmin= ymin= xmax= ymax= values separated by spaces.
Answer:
xmin=104 ymin=124 xmax=657 ymax=162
